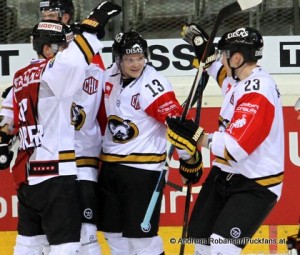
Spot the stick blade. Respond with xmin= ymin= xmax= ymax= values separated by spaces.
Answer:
xmin=237 ymin=0 xmax=262 ymax=11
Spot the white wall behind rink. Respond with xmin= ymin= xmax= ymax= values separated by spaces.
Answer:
xmin=1 ymin=74 xmax=299 ymax=107
xmin=1 ymin=36 xmax=300 ymax=107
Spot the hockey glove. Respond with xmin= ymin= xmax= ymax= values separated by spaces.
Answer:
xmin=166 ymin=117 xmax=204 ymax=156
xmin=181 ymin=23 xmax=215 ymax=69
xmin=2 ymin=85 xmax=12 ymax=99
xmin=179 ymin=151 xmax=203 ymax=184
xmin=0 ymin=131 xmax=13 ymax=170
xmin=81 ymin=1 xmax=122 ymax=39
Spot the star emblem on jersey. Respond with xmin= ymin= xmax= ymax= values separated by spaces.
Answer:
xmin=108 ymin=115 xmax=139 ymax=143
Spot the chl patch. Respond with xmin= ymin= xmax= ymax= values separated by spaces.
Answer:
xmin=131 ymin=93 xmax=140 ymax=110
xmin=83 ymin=76 xmax=98 ymax=95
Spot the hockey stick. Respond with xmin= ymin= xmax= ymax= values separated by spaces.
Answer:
xmin=179 ymin=72 xmax=207 ymax=255
xmin=183 ymin=0 xmax=262 ymax=119
xmin=166 ymin=180 xmax=184 ymax=192
xmin=140 ymin=0 xmax=262 ymax=232
xmin=140 ymin=72 xmax=208 ymax=231
xmin=179 ymin=181 xmax=192 ymax=252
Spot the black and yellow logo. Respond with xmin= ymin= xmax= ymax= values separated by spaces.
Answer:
xmin=71 ymin=102 xmax=86 ymax=131
xmin=108 ymin=115 xmax=139 ymax=143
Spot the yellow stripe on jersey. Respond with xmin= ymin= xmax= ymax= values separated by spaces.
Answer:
xmin=1 ymin=106 xmax=13 ymax=110
xmin=216 ymin=65 xmax=227 ymax=88
xmin=59 ymin=150 xmax=76 ymax=162
xmin=224 ymin=148 xmax=236 ymax=162
xmin=253 ymin=172 xmax=284 ymax=188
xmin=74 ymin=34 xmax=94 ymax=65
xmin=76 ymin=157 xmax=99 ymax=169
xmin=214 ymin=156 xmax=231 ymax=166
xmin=100 ymin=152 xmax=167 ymax=164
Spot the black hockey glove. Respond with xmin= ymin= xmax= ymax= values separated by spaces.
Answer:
xmin=80 ymin=1 xmax=122 ymax=39
xmin=179 ymin=151 xmax=203 ymax=184
xmin=166 ymin=117 xmax=204 ymax=156
xmin=0 ymin=131 xmax=14 ymax=170
xmin=2 ymin=85 xmax=13 ymax=99
xmin=181 ymin=23 xmax=215 ymax=69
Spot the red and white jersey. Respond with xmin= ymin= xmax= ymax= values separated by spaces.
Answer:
xmin=11 ymin=32 xmax=102 ymax=187
xmin=100 ymin=63 xmax=184 ymax=171
xmin=74 ymin=62 xmax=104 ymax=182
xmin=208 ymin=61 xmax=284 ymax=198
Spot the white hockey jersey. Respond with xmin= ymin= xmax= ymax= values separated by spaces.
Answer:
xmin=208 ymin=61 xmax=284 ymax=198
xmin=73 ymin=63 xmax=103 ymax=182
xmin=11 ymin=32 xmax=102 ymax=187
xmin=100 ymin=63 xmax=184 ymax=171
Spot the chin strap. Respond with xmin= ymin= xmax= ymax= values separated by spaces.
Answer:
xmin=227 ymin=58 xmax=245 ymax=81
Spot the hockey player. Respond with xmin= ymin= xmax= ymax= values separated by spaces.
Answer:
xmin=0 ymin=1 xmax=106 ymax=254
xmin=72 ymin=51 xmax=104 ymax=255
xmin=97 ymin=30 xmax=203 ymax=255
xmin=166 ymin=25 xmax=284 ymax=255
xmin=39 ymin=0 xmax=74 ymax=25
xmin=40 ymin=1 xmax=106 ymax=254
xmin=0 ymin=0 xmax=75 ymax=134
xmin=0 ymin=2 xmax=121 ymax=254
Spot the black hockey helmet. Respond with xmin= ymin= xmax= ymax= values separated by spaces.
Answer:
xmin=31 ymin=20 xmax=74 ymax=55
xmin=40 ymin=0 xmax=74 ymax=18
xmin=112 ymin=30 xmax=149 ymax=60
xmin=218 ymin=27 xmax=263 ymax=62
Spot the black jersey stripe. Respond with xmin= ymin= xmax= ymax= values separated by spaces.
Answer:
xmin=74 ymin=34 xmax=94 ymax=65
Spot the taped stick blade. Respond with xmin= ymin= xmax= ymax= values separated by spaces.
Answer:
xmin=237 ymin=0 xmax=262 ymax=11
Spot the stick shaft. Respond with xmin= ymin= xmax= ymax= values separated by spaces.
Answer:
xmin=179 ymin=182 xmax=192 ymax=255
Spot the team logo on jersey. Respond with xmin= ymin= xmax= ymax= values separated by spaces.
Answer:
xmin=108 ymin=115 xmax=139 ymax=143
xmin=104 ymin=82 xmax=113 ymax=98
xmin=83 ymin=76 xmax=98 ymax=95
xmin=131 ymin=93 xmax=140 ymax=110
xmin=71 ymin=102 xmax=86 ymax=131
